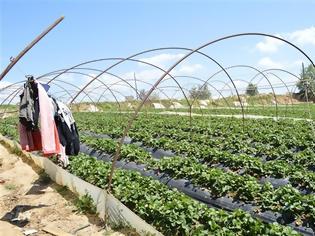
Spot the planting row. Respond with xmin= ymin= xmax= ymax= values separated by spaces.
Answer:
xmin=81 ymin=135 xmax=315 ymax=230
xmin=68 ymin=153 xmax=300 ymax=235
xmin=74 ymin=112 xmax=315 ymax=161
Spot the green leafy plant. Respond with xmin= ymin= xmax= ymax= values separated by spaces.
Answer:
xmin=74 ymin=193 xmax=97 ymax=214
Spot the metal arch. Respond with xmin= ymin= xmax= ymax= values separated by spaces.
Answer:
xmin=159 ymin=83 xmax=231 ymax=115
xmin=289 ymin=85 xmax=314 ymax=120
xmin=245 ymin=68 xmax=315 ymax=119
xmin=0 ymin=79 xmax=87 ymax=107
xmin=0 ymin=86 xmax=25 ymax=117
xmin=32 ymin=35 xmax=315 ymax=112
xmin=50 ymin=89 xmax=79 ymax=98
xmin=95 ymin=72 xmax=174 ymax=104
xmin=181 ymin=67 xmax=256 ymax=114
xmin=39 ymin=71 xmax=122 ymax=111
xmin=250 ymin=68 xmax=301 ymax=82
xmin=51 ymin=89 xmax=109 ymax=104
xmin=77 ymin=86 xmax=135 ymax=111
xmin=250 ymin=68 xmax=303 ymax=113
xmin=155 ymin=85 xmax=210 ymax=117
xmin=41 ymin=71 xmax=119 ymax=105
xmin=42 ymin=48 xmax=241 ymax=119
xmin=213 ymin=79 xmax=264 ymax=113
xmin=264 ymin=72 xmax=294 ymax=106
xmin=39 ymin=49 xmax=241 ymax=130
xmin=75 ymin=69 xmax=146 ymax=104
xmin=47 ymin=78 xmax=98 ymax=107
xmin=217 ymin=78 xmax=261 ymax=112
xmin=0 ymin=87 xmax=22 ymax=107
xmin=78 ymin=81 xmax=185 ymax=114
xmin=0 ymin=79 xmax=92 ymax=118
xmin=264 ymin=72 xmax=294 ymax=118
xmin=290 ymin=82 xmax=315 ymax=108
xmin=211 ymin=80 xmax=235 ymax=97
xmin=249 ymin=71 xmax=301 ymax=118
xmin=35 ymin=68 xmax=126 ymax=110
xmin=263 ymin=68 xmax=315 ymax=98
xmin=94 ymin=79 xmax=175 ymax=105
xmin=106 ymin=33 xmax=315 ymax=191
xmin=197 ymin=64 xmax=279 ymax=117
xmin=0 ymin=76 xmax=97 ymax=106
xmin=33 ymin=67 xmax=172 ymax=113
xmin=36 ymin=57 xmax=190 ymax=108
xmin=249 ymin=69 xmax=296 ymax=99
xmin=87 ymin=70 xmax=163 ymax=104
xmin=251 ymin=67 xmax=315 ymax=119
xmin=0 ymin=80 xmax=28 ymax=93
xmin=33 ymin=67 xmax=148 ymax=106
xmin=289 ymin=77 xmax=315 ymax=121
xmin=48 ymin=80 xmax=75 ymax=101
xmin=0 ymin=75 xmax=104 ymax=119
xmin=0 ymin=89 xmax=22 ymax=118
xmin=158 ymin=75 xmax=235 ymax=106
xmin=38 ymin=68 xmax=141 ymax=106
xmin=166 ymin=75 xmax=234 ymax=112
xmin=51 ymin=89 xmax=123 ymax=113
xmin=80 ymin=86 xmax=134 ymax=105
xmin=199 ymin=33 xmax=314 ymax=67
xmin=98 ymin=84 xmax=191 ymax=114
xmin=60 ymin=57 xmax=191 ymax=108
xmin=39 ymin=68 xmax=159 ymax=108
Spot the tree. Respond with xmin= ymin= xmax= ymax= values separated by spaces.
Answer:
xmin=138 ymin=89 xmax=147 ymax=101
xmin=138 ymin=89 xmax=160 ymax=101
xmin=246 ymin=83 xmax=258 ymax=96
xmin=189 ymin=84 xmax=211 ymax=100
xmin=124 ymin=95 xmax=134 ymax=101
xmin=297 ymin=64 xmax=315 ymax=101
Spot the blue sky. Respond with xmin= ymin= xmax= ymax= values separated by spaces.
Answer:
xmin=1 ymin=0 xmax=315 ymax=102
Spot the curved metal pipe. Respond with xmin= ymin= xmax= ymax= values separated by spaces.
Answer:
xmin=39 ymin=71 xmax=122 ymax=111
xmin=107 ymin=32 xmax=315 ymax=191
xmin=42 ymin=57 xmax=190 ymax=108
xmin=169 ymin=75 xmax=233 ymax=111
xmin=39 ymin=48 xmax=241 ymax=118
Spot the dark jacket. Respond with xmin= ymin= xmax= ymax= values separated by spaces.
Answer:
xmin=52 ymin=98 xmax=80 ymax=156
xmin=19 ymin=80 xmax=39 ymax=131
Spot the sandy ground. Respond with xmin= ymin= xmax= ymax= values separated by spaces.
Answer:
xmin=0 ymin=144 xmax=124 ymax=236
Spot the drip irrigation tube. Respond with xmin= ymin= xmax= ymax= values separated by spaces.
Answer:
xmin=80 ymin=143 xmax=314 ymax=236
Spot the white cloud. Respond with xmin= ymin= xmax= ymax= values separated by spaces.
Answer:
xmin=137 ymin=53 xmax=185 ymax=67
xmin=177 ymin=64 xmax=203 ymax=74
xmin=0 ymin=81 xmax=13 ymax=89
xmin=256 ymin=26 xmax=315 ymax=53
xmin=289 ymin=26 xmax=315 ymax=46
xmin=123 ymin=69 xmax=164 ymax=84
xmin=0 ymin=81 xmax=21 ymax=104
xmin=256 ymin=36 xmax=284 ymax=53
xmin=258 ymin=57 xmax=284 ymax=69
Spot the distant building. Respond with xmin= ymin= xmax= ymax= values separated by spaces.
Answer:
xmin=152 ymin=103 xmax=165 ymax=109
xmin=233 ymin=101 xmax=248 ymax=107
xmin=87 ymin=104 xmax=99 ymax=112
xmin=125 ymin=96 xmax=134 ymax=101
xmin=170 ymin=102 xmax=184 ymax=109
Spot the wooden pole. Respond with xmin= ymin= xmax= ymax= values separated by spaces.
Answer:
xmin=0 ymin=16 xmax=64 ymax=81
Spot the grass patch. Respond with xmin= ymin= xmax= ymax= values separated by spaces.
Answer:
xmin=56 ymin=185 xmax=69 ymax=195
xmin=4 ymin=183 xmax=17 ymax=190
xmin=38 ymin=171 xmax=51 ymax=184
xmin=74 ymin=193 xmax=96 ymax=215
xmin=10 ymin=143 xmax=22 ymax=156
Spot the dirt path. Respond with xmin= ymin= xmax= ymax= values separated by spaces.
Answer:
xmin=0 ymin=144 xmax=123 ymax=236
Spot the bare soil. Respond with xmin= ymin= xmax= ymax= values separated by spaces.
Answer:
xmin=0 ymin=144 xmax=124 ymax=236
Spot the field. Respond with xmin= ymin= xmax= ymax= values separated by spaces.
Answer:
xmin=1 ymin=111 xmax=315 ymax=235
